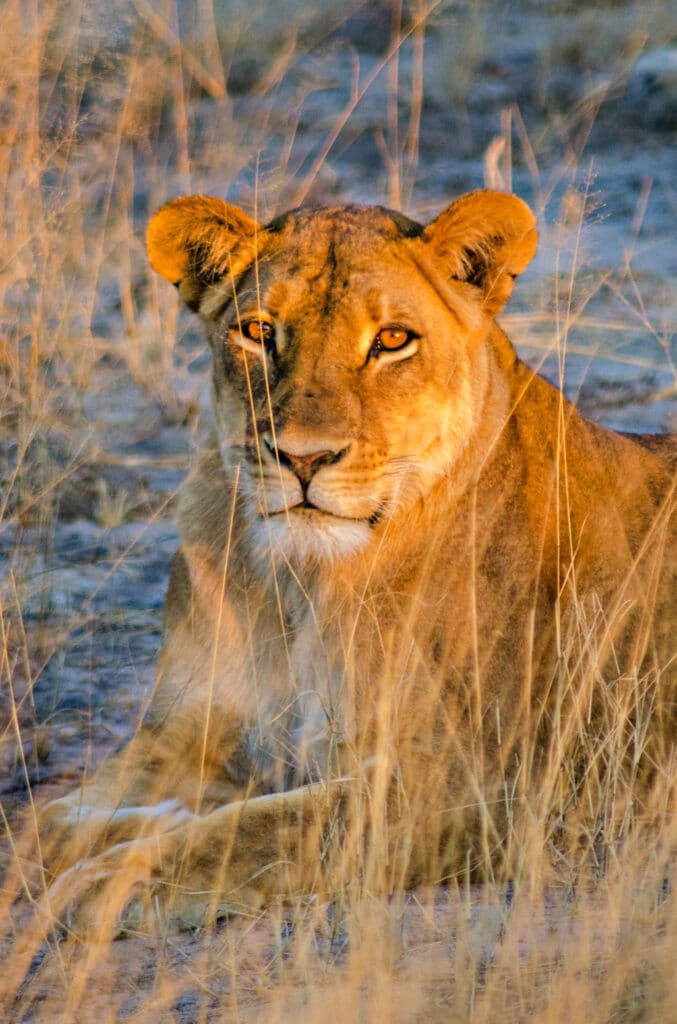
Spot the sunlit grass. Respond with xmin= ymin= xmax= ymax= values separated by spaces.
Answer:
xmin=0 ymin=0 xmax=675 ymax=1021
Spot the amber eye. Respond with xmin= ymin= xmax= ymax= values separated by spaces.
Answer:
xmin=371 ymin=326 xmax=418 ymax=357
xmin=241 ymin=319 xmax=275 ymax=345
xmin=378 ymin=328 xmax=409 ymax=349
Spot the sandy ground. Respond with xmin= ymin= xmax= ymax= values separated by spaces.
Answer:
xmin=1 ymin=1 xmax=676 ymax=1020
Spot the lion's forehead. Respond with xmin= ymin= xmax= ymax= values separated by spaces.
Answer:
xmin=258 ymin=207 xmax=421 ymax=286
xmin=258 ymin=268 xmax=419 ymax=322
xmin=248 ymin=231 xmax=427 ymax=329
xmin=264 ymin=203 xmax=424 ymax=242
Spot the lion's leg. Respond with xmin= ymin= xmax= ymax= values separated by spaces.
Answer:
xmin=34 ymin=742 xmax=504 ymax=940
xmin=41 ymin=777 xmax=354 ymax=937
xmin=39 ymin=752 xmax=468 ymax=938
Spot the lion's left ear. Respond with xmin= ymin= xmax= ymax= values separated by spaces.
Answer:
xmin=147 ymin=195 xmax=260 ymax=311
xmin=423 ymin=190 xmax=538 ymax=316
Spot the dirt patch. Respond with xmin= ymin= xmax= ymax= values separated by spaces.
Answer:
xmin=1 ymin=1 xmax=675 ymax=1020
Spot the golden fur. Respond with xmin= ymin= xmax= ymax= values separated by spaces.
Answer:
xmin=38 ymin=190 xmax=675 ymax=934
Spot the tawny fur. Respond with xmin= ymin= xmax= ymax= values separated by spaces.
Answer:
xmin=37 ymin=190 xmax=675 ymax=935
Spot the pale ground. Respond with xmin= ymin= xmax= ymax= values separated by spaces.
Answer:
xmin=0 ymin=1 xmax=675 ymax=1020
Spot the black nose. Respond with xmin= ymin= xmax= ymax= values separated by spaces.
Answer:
xmin=265 ymin=441 xmax=348 ymax=487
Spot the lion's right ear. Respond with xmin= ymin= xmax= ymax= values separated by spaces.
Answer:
xmin=147 ymin=195 xmax=260 ymax=311
xmin=423 ymin=190 xmax=538 ymax=316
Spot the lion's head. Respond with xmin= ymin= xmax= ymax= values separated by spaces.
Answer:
xmin=147 ymin=191 xmax=537 ymax=563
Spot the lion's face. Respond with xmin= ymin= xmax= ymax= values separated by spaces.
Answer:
xmin=147 ymin=193 xmax=538 ymax=563
xmin=205 ymin=209 xmax=485 ymax=562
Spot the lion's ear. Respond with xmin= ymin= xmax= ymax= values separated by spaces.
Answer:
xmin=147 ymin=195 xmax=260 ymax=311
xmin=423 ymin=190 xmax=537 ymax=316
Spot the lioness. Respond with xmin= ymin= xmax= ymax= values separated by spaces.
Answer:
xmin=39 ymin=190 xmax=675 ymax=933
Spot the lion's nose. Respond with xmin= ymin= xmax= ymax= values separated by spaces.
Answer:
xmin=264 ymin=439 xmax=349 ymax=486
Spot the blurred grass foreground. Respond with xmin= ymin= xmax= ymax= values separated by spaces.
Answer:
xmin=1 ymin=1 xmax=676 ymax=1021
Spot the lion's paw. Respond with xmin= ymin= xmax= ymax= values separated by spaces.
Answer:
xmin=39 ymin=841 xmax=153 ymax=938
xmin=38 ymin=796 xmax=195 ymax=883
xmin=40 ymin=837 xmax=254 ymax=938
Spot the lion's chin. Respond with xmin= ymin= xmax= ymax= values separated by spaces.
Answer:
xmin=252 ymin=506 xmax=373 ymax=566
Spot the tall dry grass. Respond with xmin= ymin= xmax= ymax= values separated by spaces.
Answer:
xmin=1 ymin=1 xmax=675 ymax=1021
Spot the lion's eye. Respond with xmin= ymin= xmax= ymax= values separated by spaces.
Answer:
xmin=370 ymin=326 xmax=418 ymax=358
xmin=241 ymin=320 xmax=275 ymax=345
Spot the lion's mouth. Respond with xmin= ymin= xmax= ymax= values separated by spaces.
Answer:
xmin=263 ymin=500 xmax=384 ymax=527
xmin=265 ymin=502 xmax=355 ymax=520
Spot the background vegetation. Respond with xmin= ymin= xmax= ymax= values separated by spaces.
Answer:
xmin=0 ymin=0 xmax=675 ymax=1020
